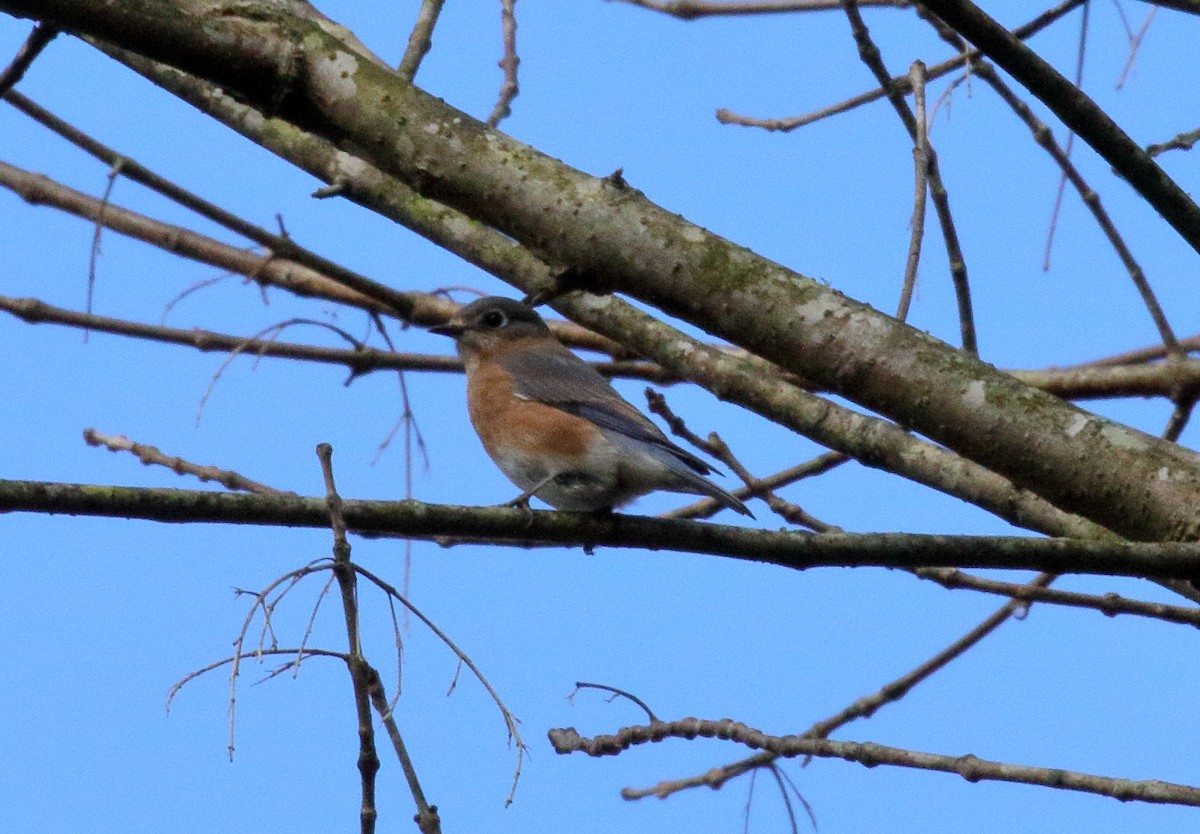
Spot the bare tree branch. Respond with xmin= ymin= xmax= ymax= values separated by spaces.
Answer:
xmin=716 ymin=0 xmax=1085 ymax=130
xmin=615 ymin=0 xmax=910 ymax=16
xmin=10 ymin=0 xmax=1188 ymax=542
xmin=3 ymin=478 xmax=1199 ymax=578
xmin=549 ymin=718 xmax=1200 ymax=806
xmin=916 ymin=0 xmax=1200 ymax=255
xmin=0 ymin=20 xmax=55 ymax=95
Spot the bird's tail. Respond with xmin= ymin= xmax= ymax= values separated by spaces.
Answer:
xmin=677 ymin=469 xmax=754 ymax=518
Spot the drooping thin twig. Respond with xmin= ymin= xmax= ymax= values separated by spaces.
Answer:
xmin=168 ymin=646 xmax=347 ymax=713
xmin=224 ymin=562 xmax=330 ymax=758
xmin=571 ymin=682 xmax=661 ymax=723
xmin=971 ymin=61 xmax=1181 ymax=356
xmin=194 ymin=318 xmax=375 ymax=425
xmin=841 ymin=0 xmax=977 ymax=354
xmin=767 ymin=764 xmax=818 ymax=833
xmin=352 ymin=563 xmax=526 ymax=807
xmin=83 ymin=158 xmax=123 ymax=338
xmin=1041 ymin=0 xmax=1088 ymax=272
xmin=897 ymin=59 xmax=929 ymax=322
xmin=368 ymin=360 xmax=430 ymax=632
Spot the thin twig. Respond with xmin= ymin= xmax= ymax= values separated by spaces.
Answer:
xmin=168 ymin=646 xmax=347 ymax=713
xmin=194 ymin=318 xmax=372 ymax=425
xmin=0 ymin=22 xmax=57 ymax=97
xmin=572 ymin=682 xmax=661 ymax=723
xmin=225 ymin=562 xmax=331 ymax=759
xmin=615 ymin=0 xmax=909 ymax=16
xmin=664 ymin=452 xmax=849 ymax=521
xmin=1147 ymin=126 xmax=1200 ymax=157
xmin=397 ymin=0 xmax=446 ymax=81
xmin=487 ymin=0 xmax=520 ymax=126
xmin=317 ymin=444 xmax=383 ymax=834
xmin=84 ymin=158 xmax=123 ymax=339
xmin=645 ymin=389 xmax=838 ymax=529
xmin=1 ymin=91 xmax=424 ymax=321
xmin=916 ymin=0 xmax=1200 ymax=256
xmin=841 ymin=0 xmax=977 ymax=354
xmin=971 ymin=60 xmax=1181 ymax=356
xmin=1116 ymin=6 xmax=1156 ymax=91
xmin=632 ymin=572 xmax=1057 ymax=799
xmin=351 ymin=562 xmax=526 ymax=806
xmin=897 ymin=59 xmax=929 ymax=322
xmin=1040 ymin=0 xmax=1087 ymax=272
xmin=0 ymin=294 xmax=676 ymax=382
xmin=914 ymin=568 xmax=1200 ymax=627
xmin=716 ymin=0 xmax=1085 ymax=130
xmin=83 ymin=428 xmax=292 ymax=495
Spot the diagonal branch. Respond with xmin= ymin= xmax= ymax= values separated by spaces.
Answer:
xmin=915 ymin=0 xmax=1200 ymax=256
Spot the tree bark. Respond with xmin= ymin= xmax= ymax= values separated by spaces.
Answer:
xmin=6 ymin=0 xmax=1200 ymax=544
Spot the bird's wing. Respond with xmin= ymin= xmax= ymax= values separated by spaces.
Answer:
xmin=500 ymin=344 xmax=716 ymax=475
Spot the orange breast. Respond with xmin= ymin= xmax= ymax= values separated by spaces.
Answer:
xmin=466 ymin=354 xmax=595 ymax=463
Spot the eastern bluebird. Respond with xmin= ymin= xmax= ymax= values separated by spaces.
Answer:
xmin=431 ymin=297 xmax=753 ymax=517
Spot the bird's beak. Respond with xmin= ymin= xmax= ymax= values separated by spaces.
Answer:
xmin=429 ymin=318 xmax=466 ymax=337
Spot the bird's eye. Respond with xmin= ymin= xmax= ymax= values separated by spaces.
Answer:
xmin=481 ymin=310 xmax=508 ymax=329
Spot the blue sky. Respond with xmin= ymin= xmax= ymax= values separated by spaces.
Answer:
xmin=2 ymin=1 xmax=1199 ymax=831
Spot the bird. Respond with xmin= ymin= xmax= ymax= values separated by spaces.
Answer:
xmin=430 ymin=297 xmax=753 ymax=517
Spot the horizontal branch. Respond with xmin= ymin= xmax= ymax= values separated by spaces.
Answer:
xmin=614 ymin=0 xmax=908 ymax=17
xmin=3 ymin=478 xmax=1200 ymax=579
xmin=548 ymin=718 xmax=1200 ymax=807
xmin=16 ymin=292 xmax=1195 ymax=398
xmin=914 ymin=567 xmax=1200 ymax=627
xmin=0 ymin=295 xmax=678 ymax=382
